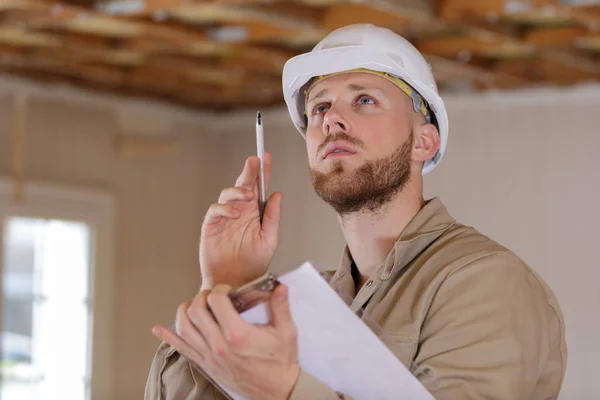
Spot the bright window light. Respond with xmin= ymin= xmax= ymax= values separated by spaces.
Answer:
xmin=1 ymin=217 xmax=93 ymax=400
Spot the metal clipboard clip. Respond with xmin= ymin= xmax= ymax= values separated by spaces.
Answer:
xmin=227 ymin=272 xmax=281 ymax=313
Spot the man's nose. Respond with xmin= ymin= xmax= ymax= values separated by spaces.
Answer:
xmin=323 ymin=103 xmax=349 ymax=136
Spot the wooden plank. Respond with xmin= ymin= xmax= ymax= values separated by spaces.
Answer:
xmin=574 ymin=34 xmax=600 ymax=52
xmin=134 ymin=56 xmax=247 ymax=86
xmin=0 ymin=51 xmax=127 ymax=85
xmin=0 ymin=0 xmax=55 ymax=11
xmin=539 ymin=48 xmax=600 ymax=75
xmin=493 ymin=55 xmax=600 ymax=84
xmin=426 ymin=54 xmax=527 ymax=89
xmin=246 ymin=1 xmax=323 ymax=22
xmin=567 ymin=3 xmax=600 ymax=30
xmin=524 ymin=26 xmax=587 ymax=47
xmin=285 ymin=0 xmax=346 ymax=6
xmin=320 ymin=2 xmax=430 ymax=32
xmin=97 ymin=0 xmax=184 ymax=16
xmin=167 ymin=3 xmax=319 ymax=42
xmin=167 ymin=3 xmax=310 ymax=27
xmin=0 ymin=27 xmax=62 ymax=47
xmin=416 ymin=34 xmax=505 ymax=57
xmin=437 ymin=0 xmax=561 ymax=21
xmin=0 ymin=8 xmax=53 ymax=25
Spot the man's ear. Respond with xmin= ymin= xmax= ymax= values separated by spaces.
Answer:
xmin=413 ymin=124 xmax=440 ymax=163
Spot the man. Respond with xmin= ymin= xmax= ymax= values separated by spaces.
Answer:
xmin=146 ymin=24 xmax=566 ymax=400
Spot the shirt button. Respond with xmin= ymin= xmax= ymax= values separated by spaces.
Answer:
xmin=366 ymin=280 xmax=373 ymax=287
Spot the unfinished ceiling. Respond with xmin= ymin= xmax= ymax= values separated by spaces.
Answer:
xmin=0 ymin=0 xmax=598 ymax=111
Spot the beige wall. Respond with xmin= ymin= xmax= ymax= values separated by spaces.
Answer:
xmin=0 ymin=90 xmax=223 ymax=399
xmin=0 ymin=79 xmax=598 ymax=399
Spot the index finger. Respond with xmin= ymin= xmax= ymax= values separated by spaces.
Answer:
xmin=234 ymin=152 xmax=273 ymax=196
xmin=207 ymin=285 xmax=248 ymax=340
xmin=234 ymin=156 xmax=260 ymax=190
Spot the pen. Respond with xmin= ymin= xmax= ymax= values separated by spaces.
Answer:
xmin=256 ymin=111 xmax=267 ymax=223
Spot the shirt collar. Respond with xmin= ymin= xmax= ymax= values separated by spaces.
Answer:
xmin=330 ymin=197 xmax=456 ymax=295
xmin=386 ymin=197 xmax=456 ymax=278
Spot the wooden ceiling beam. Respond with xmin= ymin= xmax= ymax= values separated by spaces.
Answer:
xmin=426 ymin=54 xmax=527 ymax=89
xmin=574 ymin=33 xmax=600 ymax=52
xmin=0 ymin=51 xmax=127 ymax=85
xmin=524 ymin=26 xmax=588 ymax=47
xmin=320 ymin=1 xmax=433 ymax=32
xmin=416 ymin=34 xmax=507 ymax=58
xmin=493 ymin=54 xmax=600 ymax=85
xmin=437 ymin=0 xmax=562 ymax=21
xmin=0 ymin=0 xmax=596 ymax=109
xmin=538 ymin=48 xmax=600 ymax=75
xmin=0 ymin=50 xmax=282 ymax=108
xmin=567 ymin=4 xmax=600 ymax=30
xmin=98 ymin=0 xmax=197 ymax=16
xmin=0 ymin=26 xmax=62 ymax=47
xmin=0 ymin=0 xmax=57 ymax=11
xmin=164 ymin=2 xmax=322 ymax=43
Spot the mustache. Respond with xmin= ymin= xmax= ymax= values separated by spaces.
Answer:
xmin=317 ymin=132 xmax=364 ymax=155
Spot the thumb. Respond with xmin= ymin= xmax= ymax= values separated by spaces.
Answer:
xmin=261 ymin=191 xmax=282 ymax=240
xmin=269 ymin=284 xmax=293 ymax=328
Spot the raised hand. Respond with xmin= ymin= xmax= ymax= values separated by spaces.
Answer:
xmin=199 ymin=152 xmax=283 ymax=290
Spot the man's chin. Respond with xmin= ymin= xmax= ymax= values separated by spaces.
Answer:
xmin=316 ymin=160 xmax=358 ymax=175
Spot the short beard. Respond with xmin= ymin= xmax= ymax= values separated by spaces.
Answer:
xmin=310 ymin=133 xmax=413 ymax=216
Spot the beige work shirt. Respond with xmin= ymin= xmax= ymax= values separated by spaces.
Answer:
xmin=145 ymin=197 xmax=567 ymax=400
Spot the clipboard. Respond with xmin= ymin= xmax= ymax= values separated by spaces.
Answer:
xmin=184 ymin=265 xmax=441 ymax=400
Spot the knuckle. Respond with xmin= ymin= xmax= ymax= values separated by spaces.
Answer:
xmin=220 ymin=187 xmax=235 ymax=198
xmin=176 ymin=301 xmax=190 ymax=316
xmin=213 ymin=284 xmax=231 ymax=294
xmin=185 ymin=305 xmax=198 ymax=322
xmin=198 ymin=290 xmax=210 ymax=302
xmin=213 ymin=344 xmax=230 ymax=359
xmin=224 ymin=330 xmax=246 ymax=349
xmin=206 ymin=292 xmax=219 ymax=308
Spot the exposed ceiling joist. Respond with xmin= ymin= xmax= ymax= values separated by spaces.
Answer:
xmin=0 ymin=0 xmax=597 ymax=111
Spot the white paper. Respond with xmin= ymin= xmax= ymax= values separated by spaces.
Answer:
xmin=230 ymin=262 xmax=434 ymax=400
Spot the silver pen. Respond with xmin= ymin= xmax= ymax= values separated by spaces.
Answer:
xmin=256 ymin=111 xmax=267 ymax=223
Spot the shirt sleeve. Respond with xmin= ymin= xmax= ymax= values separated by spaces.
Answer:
xmin=413 ymin=252 xmax=566 ymax=400
xmin=144 ymin=341 xmax=227 ymax=400
xmin=288 ymin=369 xmax=353 ymax=400
xmin=145 ymin=342 xmax=352 ymax=400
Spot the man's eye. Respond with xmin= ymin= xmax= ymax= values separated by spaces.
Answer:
xmin=358 ymin=96 xmax=375 ymax=105
xmin=313 ymin=104 xmax=329 ymax=115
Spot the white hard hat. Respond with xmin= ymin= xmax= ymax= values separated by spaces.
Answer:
xmin=282 ymin=24 xmax=449 ymax=175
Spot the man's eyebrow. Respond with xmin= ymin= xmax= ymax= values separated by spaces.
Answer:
xmin=307 ymin=83 xmax=377 ymax=104
xmin=307 ymin=88 xmax=328 ymax=104
xmin=348 ymin=83 xmax=368 ymax=91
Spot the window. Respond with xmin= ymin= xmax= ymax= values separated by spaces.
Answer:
xmin=0 ymin=179 xmax=115 ymax=400
xmin=1 ymin=218 xmax=92 ymax=400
